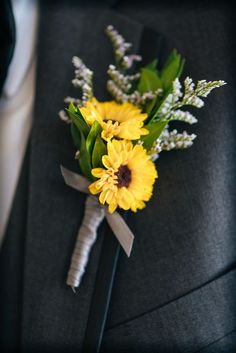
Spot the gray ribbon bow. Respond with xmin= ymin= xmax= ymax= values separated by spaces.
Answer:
xmin=61 ymin=166 xmax=134 ymax=289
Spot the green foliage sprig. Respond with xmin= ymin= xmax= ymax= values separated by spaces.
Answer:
xmin=60 ymin=25 xmax=226 ymax=177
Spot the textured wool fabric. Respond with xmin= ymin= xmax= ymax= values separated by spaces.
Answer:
xmin=104 ymin=0 xmax=236 ymax=323
xmin=0 ymin=1 xmax=235 ymax=352
xmin=21 ymin=5 xmax=145 ymax=352
xmin=0 ymin=145 xmax=30 ymax=350
xmin=102 ymin=269 xmax=236 ymax=352
xmin=200 ymin=330 xmax=236 ymax=353
xmin=101 ymin=2 xmax=236 ymax=351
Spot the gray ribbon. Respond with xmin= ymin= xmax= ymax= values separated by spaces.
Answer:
xmin=61 ymin=166 xmax=134 ymax=288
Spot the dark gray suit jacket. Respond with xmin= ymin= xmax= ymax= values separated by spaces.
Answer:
xmin=0 ymin=1 xmax=235 ymax=352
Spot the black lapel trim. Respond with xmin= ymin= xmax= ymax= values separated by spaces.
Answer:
xmin=82 ymin=224 xmax=121 ymax=353
xmin=82 ymin=25 xmax=163 ymax=353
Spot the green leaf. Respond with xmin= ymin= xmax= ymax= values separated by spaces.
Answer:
xmin=86 ymin=120 xmax=101 ymax=156
xmin=137 ymin=68 xmax=163 ymax=94
xmin=92 ymin=134 xmax=107 ymax=168
xmin=144 ymin=50 xmax=185 ymax=124
xmin=78 ymin=129 xmax=93 ymax=181
xmin=68 ymin=102 xmax=77 ymax=112
xmin=162 ymin=49 xmax=177 ymax=70
xmin=160 ymin=49 xmax=185 ymax=91
xmin=145 ymin=98 xmax=157 ymax=115
xmin=176 ymin=57 xmax=185 ymax=79
xmin=66 ymin=104 xmax=89 ymax=137
xmin=70 ymin=123 xmax=81 ymax=149
xmin=142 ymin=121 xmax=168 ymax=150
xmin=145 ymin=59 xmax=159 ymax=73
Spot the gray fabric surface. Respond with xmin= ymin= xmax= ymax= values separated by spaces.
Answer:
xmin=102 ymin=3 xmax=236 ymax=351
xmin=102 ymin=268 xmax=236 ymax=352
xmin=0 ymin=145 xmax=30 ymax=350
xmin=105 ymin=0 xmax=236 ymax=325
xmin=199 ymin=329 xmax=236 ymax=353
xmin=0 ymin=1 xmax=235 ymax=352
xmin=21 ymin=5 xmax=145 ymax=352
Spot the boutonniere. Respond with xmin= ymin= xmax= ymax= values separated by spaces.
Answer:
xmin=59 ymin=25 xmax=226 ymax=291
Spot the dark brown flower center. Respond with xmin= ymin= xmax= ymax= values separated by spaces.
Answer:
xmin=115 ymin=165 xmax=132 ymax=188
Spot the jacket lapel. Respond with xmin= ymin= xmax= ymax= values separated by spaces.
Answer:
xmin=22 ymin=4 xmax=145 ymax=350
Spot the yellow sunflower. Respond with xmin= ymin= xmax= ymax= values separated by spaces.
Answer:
xmin=80 ymin=98 xmax=149 ymax=141
xmin=89 ymin=139 xmax=157 ymax=213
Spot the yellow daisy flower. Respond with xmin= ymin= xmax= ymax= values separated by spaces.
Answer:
xmin=80 ymin=98 xmax=149 ymax=141
xmin=89 ymin=139 xmax=158 ymax=213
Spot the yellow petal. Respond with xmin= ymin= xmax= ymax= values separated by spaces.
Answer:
xmin=117 ymin=188 xmax=134 ymax=210
xmin=108 ymin=202 xmax=118 ymax=213
xmin=89 ymin=182 xmax=101 ymax=194
xmin=88 ymin=137 xmax=157 ymax=213
xmin=91 ymin=168 xmax=105 ymax=178
xmin=99 ymin=190 xmax=108 ymax=204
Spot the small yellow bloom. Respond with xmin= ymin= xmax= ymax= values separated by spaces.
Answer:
xmin=89 ymin=139 xmax=157 ymax=213
xmin=80 ymin=98 xmax=149 ymax=141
